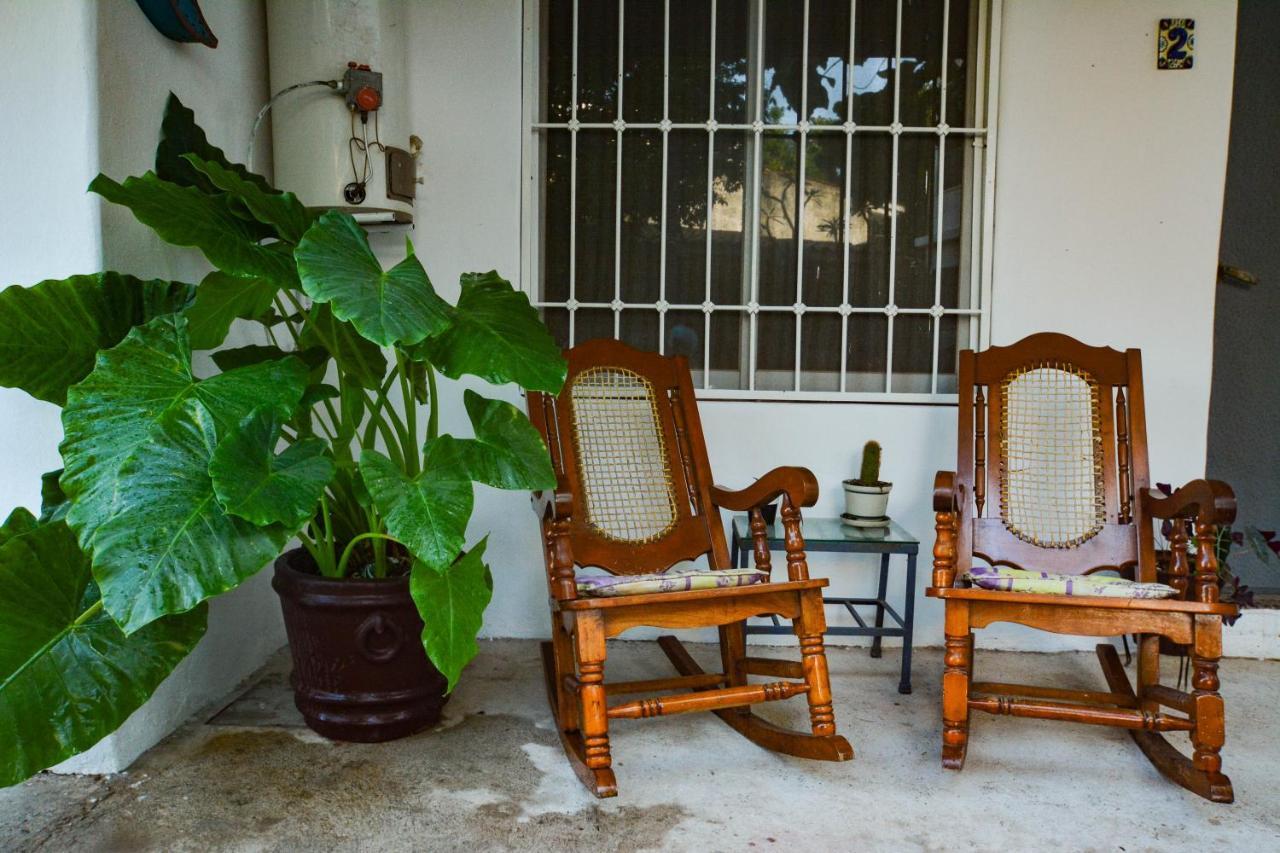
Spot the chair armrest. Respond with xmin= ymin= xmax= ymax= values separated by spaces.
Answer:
xmin=1142 ymin=480 xmax=1236 ymax=605
xmin=531 ymin=476 xmax=577 ymax=601
xmin=930 ymin=471 xmax=969 ymax=590
xmin=933 ymin=470 xmax=960 ymax=513
xmin=710 ymin=466 xmax=819 ymax=512
xmin=713 ymin=467 xmax=818 ymax=583
xmin=1141 ymin=479 xmax=1236 ymax=527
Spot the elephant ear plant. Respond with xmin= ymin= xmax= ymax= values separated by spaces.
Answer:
xmin=0 ymin=94 xmax=565 ymax=787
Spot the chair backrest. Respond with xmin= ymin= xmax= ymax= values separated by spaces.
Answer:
xmin=956 ymin=333 xmax=1152 ymax=575
xmin=527 ymin=339 xmax=732 ymax=577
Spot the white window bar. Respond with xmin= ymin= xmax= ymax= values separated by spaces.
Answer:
xmin=883 ymin=0 xmax=904 ymax=394
xmin=931 ymin=0 xmax=952 ymax=395
xmin=657 ymin=0 xmax=670 ymax=353
xmin=791 ymin=0 xmax=810 ymax=392
xmin=523 ymin=0 xmax=1002 ymax=403
xmin=702 ymin=0 xmax=717 ymax=389
xmin=747 ymin=0 xmax=765 ymax=392
xmin=613 ymin=0 xmax=624 ymax=339
xmin=838 ymin=0 xmax=856 ymax=394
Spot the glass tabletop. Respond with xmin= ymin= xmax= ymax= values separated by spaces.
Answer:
xmin=731 ymin=515 xmax=918 ymax=546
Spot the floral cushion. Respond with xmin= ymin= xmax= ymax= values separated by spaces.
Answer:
xmin=576 ymin=567 xmax=768 ymax=598
xmin=964 ymin=565 xmax=1179 ymax=599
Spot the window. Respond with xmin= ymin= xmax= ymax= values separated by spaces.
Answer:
xmin=522 ymin=0 xmax=1000 ymax=400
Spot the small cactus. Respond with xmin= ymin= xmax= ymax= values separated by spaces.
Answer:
xmin=858 ymin=440 xmax=882 ymax=484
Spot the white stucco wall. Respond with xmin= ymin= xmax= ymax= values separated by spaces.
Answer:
xmin=0 ymin=0 xmax=287 ymax=775
xmin=0 ymin=0 xmax=100 ymax=516
xmin=401 ymin=0 xmax=1260 ymax=657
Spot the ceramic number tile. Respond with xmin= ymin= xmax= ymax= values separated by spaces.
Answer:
xmin=1157 ymin=18 xmax=1195 ymax=70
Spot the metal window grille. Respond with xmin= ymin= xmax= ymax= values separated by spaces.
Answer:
xmin=522 ymin=0 xmax=1002 ymax=401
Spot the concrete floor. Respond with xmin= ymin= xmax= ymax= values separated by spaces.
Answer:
xmin=2 ymin=639 xmax=1278 ymax=851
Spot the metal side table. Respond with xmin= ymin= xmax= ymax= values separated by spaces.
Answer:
xmin=730 ymin=515 xmax=919 ymax=694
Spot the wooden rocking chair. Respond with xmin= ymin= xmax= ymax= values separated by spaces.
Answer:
xmin=929 ymin=332 xmax=1239 ymax=802
xmin=527 ymin=339 xmax=852 ymax=797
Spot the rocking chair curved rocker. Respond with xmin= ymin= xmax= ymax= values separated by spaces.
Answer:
xmin=527 ymin=339 xmax=852 ymax=797
xmin=929 ymin=332 xmax=1238 ymax=802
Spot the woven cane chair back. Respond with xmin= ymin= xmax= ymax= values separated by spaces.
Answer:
xmin=959 ymin=333 xmax=1152 ymax=576
xmin=528 ymin=339 xmax=730 ymax=576
xmin=569 ymin=366 xmax=680 ymax=543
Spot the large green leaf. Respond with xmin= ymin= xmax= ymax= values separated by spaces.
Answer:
xmin=455 ymin=390 xmax=555 ymax=490
xmin=89 ymin=401 xmax=289 ymax=633
xmin=61 ymin=315 xmax=307 ymax=555
xmin=0 ymin=509 xmax=38 ymax=549
xmin=183 ymin=272 xmax=280 ymax=350
xmin=359 ymin=441 xmax=473 ymax=571
xmin=211 ymin=344 xmax=328 ymax=375
xmin=210 ymin=408 xmax=335 ymax=529
xmin=184 ymin=155 xmax=312 ymax=244
xmin=0 ymin=519 xmax=206 ymax=787
xmin=40 ymin=471 xmax=68 ymax=523
xmin=299 ymin=303 xmax=387 ymax=389
xmin=296 ymin=212 xmax=452 ymax=347
xmin=155 ymin=92 xmax=272 ymax=194
xmin=0 ymin=273 xmax=194 ymax=404
xmin=414 ymin=271 xmax=566 ymax=392
xmin=410 ymin=537 xmax=492 ymax=693
xmin=90 ymin=173 xmax=296 ymax=284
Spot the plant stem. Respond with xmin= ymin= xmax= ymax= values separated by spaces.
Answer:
xmin=279 ymin=290 xmax=311 ymax=339
xmin=426 ymin=363 xmax=439 ymax=442
xmin=396 ymin=352 xmax=419 ymax=476
xmin=72 ymin=599 xmax=104 ymax=628
xmin=272 ymin=294 xmax=304 ymax=348
xmin=320 ymin=494 xmax=335 ymax=562
xmin=360 ymin=395 xmax=407 ymax=470
xmin=297 ymin=531 xmax=332 ymax=577
xmin=336 ymin=532 xmax=401 ymax=578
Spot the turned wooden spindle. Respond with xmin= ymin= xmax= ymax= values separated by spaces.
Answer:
xmin=1193 ymin=519 xmax=1220 ymax=604
xmin=547 ymin=516 xmax=576 ymax=601
xmin=748 ymin=506 xmax=773 ymax=576
xmin=1191 ymin=653 xmax=1224 ymax=775
xmin=799 ymin=632 xmax=835 ymax=736
xmin=1167 ymin=520 xmax=1191 ymax=599
xmin=1116 ymin=387 xmax=1133 ymax=523
xmin=933 ymin=510 xmax=957 ymax=589
xmin=575 ymin=613 xmax=611 ymax=772
xmin=974 ymin=386 xmax=987 ymax=517
xmin=780 ymin=498 xmax=810 ymax=581
xmin=941 ymin=628 xmax=972 ymax=766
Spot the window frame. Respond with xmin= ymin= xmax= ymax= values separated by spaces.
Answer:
xmin=520 ymin=0 xmax=1004 ymax=403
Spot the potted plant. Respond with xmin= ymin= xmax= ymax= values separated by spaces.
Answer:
xmin=0 ymin=94 xmax=565 ymax=786
xmin=842 ymin=440 xmax=892 ymax=527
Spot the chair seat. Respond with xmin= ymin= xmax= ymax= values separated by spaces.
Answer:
xmin=964 ymin=565 xmax=1177 ymax=599
xmin=927 ymin=583 xmax=1237 ymax=614
xmin=576 ymin=567 xmax=768 ymax=598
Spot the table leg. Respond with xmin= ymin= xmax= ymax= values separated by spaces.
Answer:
xmin=870 ymin=553 xmax=890 ymax=658
xmin=899 ymin=552 xmax=917 ymax=694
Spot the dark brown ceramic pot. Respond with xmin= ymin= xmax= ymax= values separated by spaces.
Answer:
xmin=272 ymin=548 xmax=447 ymax=742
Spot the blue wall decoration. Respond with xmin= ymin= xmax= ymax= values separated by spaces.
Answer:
xmin=134 ymin=0 xmax=218 ymax=48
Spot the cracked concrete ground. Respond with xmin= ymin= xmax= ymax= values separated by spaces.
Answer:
xmin=2 ymin=639 xmax=1278 ymax=851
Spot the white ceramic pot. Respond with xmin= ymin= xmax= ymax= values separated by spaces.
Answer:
xmin=842 ymin=481 xmax=892 ymax=520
